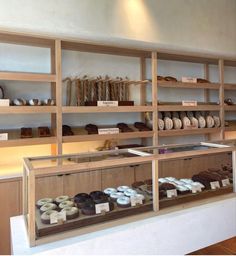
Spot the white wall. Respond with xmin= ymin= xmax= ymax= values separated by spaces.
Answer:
xmin=0 ymin=0 xmax=235 ymax=56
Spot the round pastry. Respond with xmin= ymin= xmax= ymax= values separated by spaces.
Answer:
xmin=103 ymin=187 xmax=117 ymax=195
xmin=74 ymin=193 xmax=93 ymax=209
xmin=164 ymin=117 xmax=173 ymax=130
xmin=81 ymin=202 xmax=96 ymax=216
xmin=195 ymin=113 xmax=206 ymax=128
xmin=61 ymin=206 xmax=79 ymax=220
xmin=55 ymin=195 xmax=70 ymax=204
xmin=182 ymin=116 xmax=191 ymax=129
xmin=206 ymin=115 xmax=214 ymax=128
xmin=131 ymin=193 xmax=145 ymax=204
xmin=13 ymin=98 xmax=27 ymax=106
xmin=158 ymin=118 xmax=164 ymax=130
xmin=157 ymin=75 xmax=165 ymax=81
xmin=43 ymin=99 xmax=55 ymax=106
xmin=110 ymin=192 xmax=124 ymax=201
xmin=132 ymin=181 xmax=145 ymax=188
xmin=124 ymin=188 xmax=137 ymax=197
xmin=41 ymin=210 xmax=58 ymax=224
xmin=40 ymin=203 xmax=57 ymax=213
xmin=173 ymin=117 xmax=182 ymax=129
xmin=29 ymin=99 xmax=41 ymax=106
xmin=117 ymin=185 xmax=130 ymax=192
xmin=89 ymin=191 xmax=109 ymax=204
xmin=59 ymin=200 xmax=74 ymax=209
xmin=36 ymin=198 xmax=53 ymax=208
xmin=158 ymin=178 xmax=168 ymax=183
xmin=213 ymin=116 xmax=220 ymax=127
xmin=189 ymin=116 xmax=198 ymax=128
xmin=164 ymin=76 xmax=177 ymax=82
xmin=117 ymin=196 xmax=131 ymax=208
xmin=224 ymin=98 xmax=233 ymax=105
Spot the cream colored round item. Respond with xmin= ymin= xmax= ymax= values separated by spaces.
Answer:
xmin=172 ymin=112 xmax=179 ymax=118
xmin=206 ymin=115 xmax=214 ymax=128
xmin=104 ymin=187 xmax=117 ymax=195
xmin=61 ymin=206 xmax=79 ymax=216
xmin=158 ymin=118 xmax=164 ymax=130
xmin=36 ymin=198 xmax=53 ymax=208
xmin=213 ymin=116 xmax=220 ymax=127
xmin=164 ymin=117 xmax=173 ymax=130
xmin=59 ymin=200 xmax=74 ymax=209
xmin=13 ymin=98 xmax=27 ymax=106
xmin=110 ymin=192 xmax=124 ymax=200
xmin=117 ymin=196 xmax=131 ymax=205
xmin=189 ymin=116 xmax=198 ymax=128
xmin=29 ymin=99 xmax=41 ymax=106
xmin=117 ymin=185 xmax=130 ymax=192
xmin=164 ymin=112 xmax=171 ymax=118
xmin=55 ymin=195 xmax=70 ymax=204
xmin=43 ymin=99 xmax=55 ymax=106
xmin=197 ymin=116 xmax=206 ymax=128
xmin=172 ymin=117 xmax=182 ymax=129
xmin=187 ymin=111 xmax=194 ymax=118
xmin=40 ymin=203 xmax=57 ymax=213
xmin=181 ymin=116 xmax=191 ymax=129
xmin=124 ymin=188 xmax=137 ymax=197
xmin=41 ymin=210 xmax=58 ymax=223
xmin=131 ymin=193 xmax=145 ymax=203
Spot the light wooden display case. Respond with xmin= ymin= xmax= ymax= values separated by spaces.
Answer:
xmin=23 ymin=141 xmax=236 ymax=247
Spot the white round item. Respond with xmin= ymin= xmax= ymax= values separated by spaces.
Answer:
xmin=43 ymin=99 xmax=55 ymax=106
xmin=182 ymin=116 xmax=191 ymax=129
xmin=131 ymin=193 xmax=145 ymax=204
xmin=29 ymin=99 xmax=41 ymax=106
xmin=36 ymin=198 xmax=53 ymax=208
xmin=104 ymin=187 xmax=117 ymax=195
xmin=117 ymin=185 xmax=130 ymax=192
xmin=124 ymin=188 xmax=137 ymax=197
xmin=41 ymin=210 xmax=58 ymax=224
xmin=164 ymin=117 xmax=173 ymax=130
xmin=206 ymin=115 xmax=214 ymax=128
xmin=117 ymin=196 xmax=131 ymax=206
xmin=59 ymin=200 xmax=74 ymax=209
xmin=40 ymin=203 xmax=57 ymax=213
xmin=110 ymin=192 xmax=124 ymax=200
xmin=13 ymin=98 xmax=27 ymax=106
xmin=173 ymin=117 xmax=182 ymax=129
xmin=189 ymin=116 xmax=198 ymax=128
xmin=197 ymin=116 xmax=206 ymax=128
xmin=61 ymin=206 xmax=79 ymax=218
xmin=55 ymin=195 xmax=70 ymax=204
xmin=158 ymin=118 xmax=164 ymax=130
xmin=213 ymin=116 xmax=220 ymax=127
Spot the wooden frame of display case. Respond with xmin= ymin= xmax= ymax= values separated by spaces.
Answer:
xmin=23 ymin=142 xmax=236 ymax=246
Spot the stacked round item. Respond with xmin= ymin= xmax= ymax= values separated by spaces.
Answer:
xmin=13 ymin=98 xmax=55 ymax=106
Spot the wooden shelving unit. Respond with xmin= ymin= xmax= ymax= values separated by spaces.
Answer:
xmin=0 ymin=30 xmax=235 ymax=154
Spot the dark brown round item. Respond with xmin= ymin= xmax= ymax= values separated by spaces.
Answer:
xmin=89 ymin=191 xmax=109 ymax=204
xmin=81 ymin=202 xmax=96 ymax=215
xmin=134 ymin=122 xmax=151 ymax=131
xmin=192 ymin=175 xmax=210 ymax=189
xmin=159 ymin=182 xmax=176 ymax=191
xmin=74 ymin=193 xmax=93 ymax=209
xmin=157 ymin=76 xmax=165 ymax=81
xmin=164 ymin=76 xmax=177 ymax=82
xmin=132 ymin=181 xmax=145 ymax=188
xmin=197 ymin=78 xmax=210 ymax=83
xmin=144 ymin=179 xmax=152 ymax=186
xmin=224 ymin=98 xmax=233 ymax=105
xmin=62 ymin=125 xmax=74 ymax=136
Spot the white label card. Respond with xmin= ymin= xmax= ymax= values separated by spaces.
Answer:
xmin=97 ymin=101 xmax=118 ymax=107
xmin=182 ymin=77 xmax=197 ymax=83
xmin=98 ymin=128 xmax=119 ymax=135
xmin=131 ymin=196 xmax=143 ymax=207
xmin=50 ymin=211 xmax=66 ymax=224
xmin=191 ymin=184 xmax=202 ymax=193
xmin=0 ymin=99 xmax=10 ymax=106
xmin=167 ymin=189 xmax=177 ymax=198
xmin=95 ymin=202 xmax=110 ymax=214
xmin=222 ymin=179 xmax=230 ymax=187
xmin=182 ymin=100 xmax=197 ymax=106
xmin=210 ymin=181 xmax=220 ymax=190
xmin=0 ymin=133 xmax=8 ymax=141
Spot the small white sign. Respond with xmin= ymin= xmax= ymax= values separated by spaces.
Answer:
xmin=182 ymin=77 xmax=197 ymax=83
xmin=97 ymin=101 xmax=118 ymax=107
xmin=95 ymin=202 xmax=110 ymax=214
xmin=0 ymin=99 xmax=10 ymax=106
xmin=182 ymin=100 xmax=197 ymax=106
xmin=98 ymin=128 xmax=119 ymax=135
xmin=0 ymin=133 xmax=8 ymax=141
xmin=131 ymin=196 xmax=143 ymax=207
xmin=50 ymin=211 xmax=66 ymax=224
xmin=167 ymin=189 xmax=177 ymax=198
xmin=191 ymin=184 xmax=202 ymax=194
xmin=210 ymin=181 xmax=220 ymax=190
xmin=222 ymin=178 xmax=230 ymax=187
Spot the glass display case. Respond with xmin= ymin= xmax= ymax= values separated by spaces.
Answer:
xmin=23 ymin=141 xmax=236 ymax=246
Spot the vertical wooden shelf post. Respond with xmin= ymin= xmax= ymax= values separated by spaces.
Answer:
xmin=219 ymin=59 xmax=225 ymax=140
xmin=152 ymin=52 xmax=158 ymax=147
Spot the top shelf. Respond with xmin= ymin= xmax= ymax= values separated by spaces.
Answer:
xmin=157 ymin=81 xmax=220 ymax=89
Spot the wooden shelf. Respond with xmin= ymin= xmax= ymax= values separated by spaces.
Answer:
xmin=158 ymin=105 xmax=220 ymax=112
xmin=62 ymin=106 xmax=154 ymax=113
xmin=158 ymin=128 xmax=222 ymax=137
xmin=0 ymin=106 xmax=57 ymax=114
xmin=0 ymin=71 xmax=56 ymax=82
xmin=224 ymin=105 xmax=236 ymax=111
xmin=157 ymin=81 xmax=220 ymax=89
xmin=224 ymin=84 xmax=236 ymax=90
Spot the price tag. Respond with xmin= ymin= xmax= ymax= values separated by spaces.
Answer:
xmin=95 ymin=202 xmax=110 ymax=214
xmin=182 ymin=77 xmax=197 ymax=83
xmin=167 ymin=189 xmax=177 ymax=198
xmin=222 ymin=179 xmax=230 ymax=187
xmin=0 ymin=133 xmax=8 ymax=141
xmin=182 ymin=100 xmax=197 ymax=106
xmin=130 ymin=196 xmax=143 ymax=207
xmin=97 ymin=101 xmax=118 ymax=107
xmin=50 ymin=211 xmax=66 ymax=224
xmin=98 ymin=128 xmax=119 ymax=135
xmin=210 ymin=181 xmax=220 ymax=190
xmin=191 ymin=184 xmax=202 ymax=194
xmin=0 ymin=99 xmax=10 ymax=106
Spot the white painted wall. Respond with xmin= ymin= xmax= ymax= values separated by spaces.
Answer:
xmin=0 ymin=0 xmax=235 ymax=56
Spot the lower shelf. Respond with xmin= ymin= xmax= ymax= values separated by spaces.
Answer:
xmin=158 ymin=128 xmax=222 ymax=137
